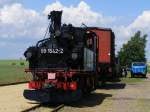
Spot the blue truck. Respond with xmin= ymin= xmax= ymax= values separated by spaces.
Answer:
xmin=131 ymin=62 xmax=147 ymax=78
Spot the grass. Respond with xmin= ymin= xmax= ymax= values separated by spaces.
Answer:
xmin=0 ymin=60 xmax=31 ymax=85
xmin=121 ymin=77 xmax=144 ymax=84
xmin=148 ymin=63 xmax=150 ymax=73
xmin=0 ymin=60 xmax=149 ymax=85
xmin=120 ymin=72 xmax=145 ymax=84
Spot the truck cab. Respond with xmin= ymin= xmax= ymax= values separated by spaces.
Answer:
xmin=131 ymin=62 xmax=147 ymax=78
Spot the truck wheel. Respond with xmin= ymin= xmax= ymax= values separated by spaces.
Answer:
xmin=143 ymin=74 xmax=146 ymax=78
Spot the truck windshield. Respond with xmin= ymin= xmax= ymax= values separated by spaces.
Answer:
xmin=133 ymin=62 xmax=145 ymax=66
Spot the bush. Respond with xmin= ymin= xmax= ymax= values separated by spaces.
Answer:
xmin=11 ymin=62 xmax=16 ymax=66
xmin=20 ymin=62 xmax=25 ymax=66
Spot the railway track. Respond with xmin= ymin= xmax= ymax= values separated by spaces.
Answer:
xmin=0 ymin=81 xmax=64 ymax=112
xmin=21 ymin=103 xmax=65 ymax=112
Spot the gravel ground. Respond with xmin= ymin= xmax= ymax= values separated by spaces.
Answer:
xmin=59 ymin=85 xmax=120 ymax=112
xmin=110 ymin=74 xmax=150 ymax=112
xmin=0 ymin=83 xmax=39 ymax=112
xmin=60 ymin=74 xmax=150 ymax=112
xmin=1 ymin=74 xmax=150 ymax=112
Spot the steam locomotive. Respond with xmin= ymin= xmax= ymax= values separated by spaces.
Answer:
xmin=24 ymin=11 xmax=117 ymax=103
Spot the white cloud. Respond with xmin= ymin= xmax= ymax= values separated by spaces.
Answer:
xmin=114 ymin=10 xmax=150 ymax=60
xmin=0 ymin=1 xmax=117 ymax=59
xmin=0 ymin=3 xmax=46 ymax=39
xmin=129 ymin=10 xmax=150 ymax=34
xmin=44 ymin=1 xmax=116 ymax=26
xmin=0 ymin=1 xmax=116 ymax=39
xmin=0 ymin=1 xmax=149 ymax=60
xmin=115 ymin=10 xmax=150 ymax=40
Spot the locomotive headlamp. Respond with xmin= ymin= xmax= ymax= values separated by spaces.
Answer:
xmin=72 ymin=53 xmax=78 ymax=60
xmin=26 ymin=52 xmax=32 ymax=59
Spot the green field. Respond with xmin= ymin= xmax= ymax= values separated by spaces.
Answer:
xmin=0 ymin=60 xmax=149 ymax=85
xmin=121 ymin=77 xmax=145 ymax=84
xmin=119 ymin=71 xmax=146 ymax=84
xmin=0 ymin=60 xmax=31 ymax=85
xmin=148 ymin=63 xmax=150 ymax=73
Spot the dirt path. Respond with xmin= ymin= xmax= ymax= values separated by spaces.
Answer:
xmin=0 ymin=84 xmax=39 ymax=112
xmin=60 ymin=74 xmax=150 ymax=112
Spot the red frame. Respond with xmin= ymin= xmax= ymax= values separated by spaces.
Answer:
xmin=25 ymin=68 xmax=78 ymax=91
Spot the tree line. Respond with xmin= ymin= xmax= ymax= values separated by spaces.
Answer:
xmin=118 ymin=31 xmax=147 ymax=67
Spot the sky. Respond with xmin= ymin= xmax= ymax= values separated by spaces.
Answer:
xmin=0 ymin=0 xmax=150 ymax=61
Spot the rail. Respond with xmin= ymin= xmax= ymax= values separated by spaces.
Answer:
xmin=21 ymin=103 xmax=64 ymax=112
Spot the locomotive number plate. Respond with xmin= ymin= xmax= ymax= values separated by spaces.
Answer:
xmin=41 ymin=48 xmax=64 ymax=54
xmin=48 ymin=73 xmax=56 ymax=79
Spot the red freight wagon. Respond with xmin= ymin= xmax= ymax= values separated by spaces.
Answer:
xmin=89 ymin=27 xmax=116 ymax=80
